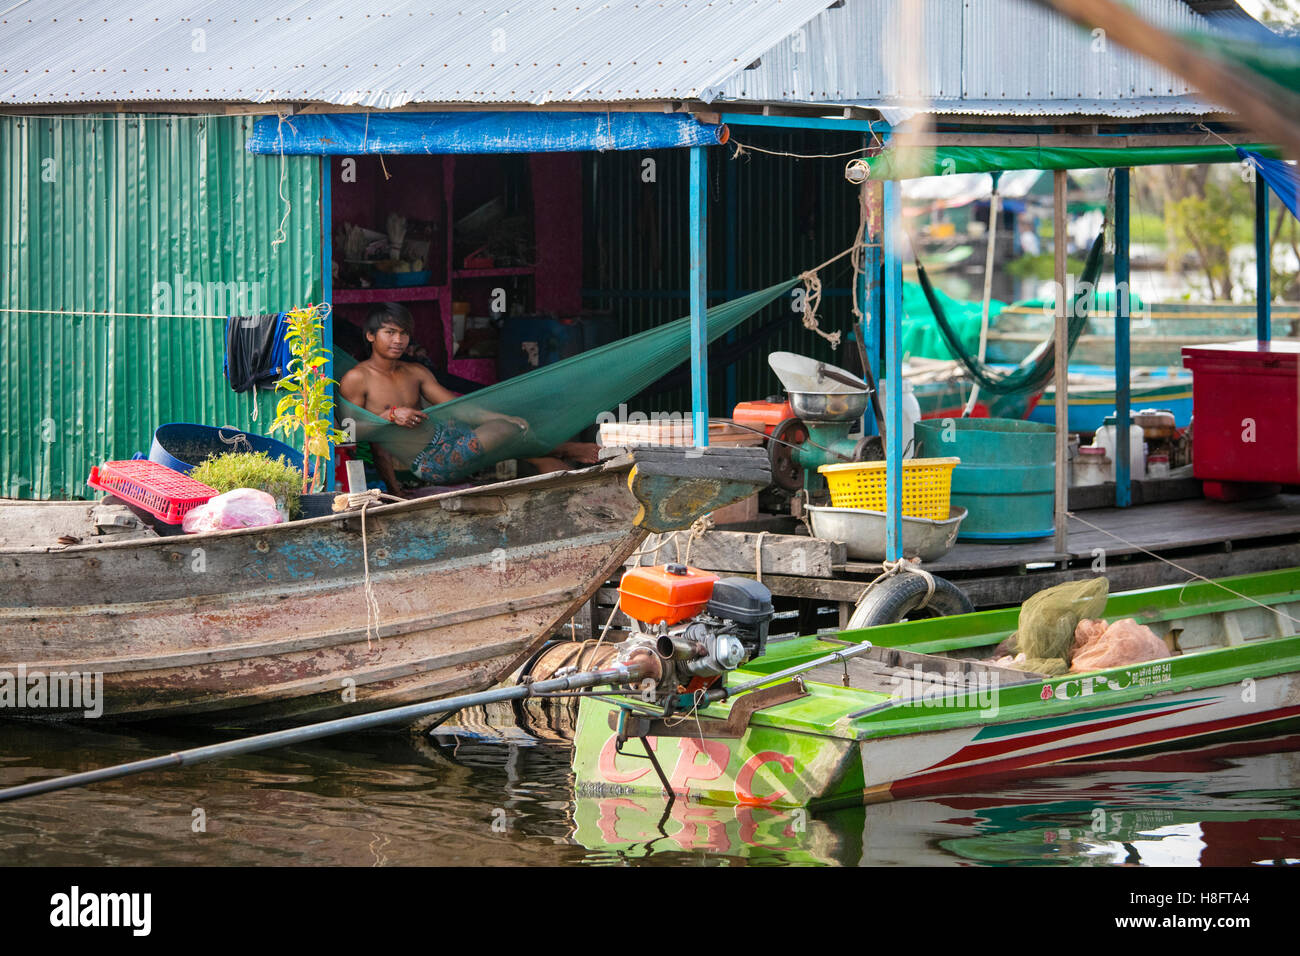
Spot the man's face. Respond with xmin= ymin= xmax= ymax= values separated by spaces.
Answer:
xmin=369 ymin=321 xmax=410 ymax=359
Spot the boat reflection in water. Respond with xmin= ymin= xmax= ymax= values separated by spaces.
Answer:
xmin=566 ymin=733 xmax=1300 ymax=866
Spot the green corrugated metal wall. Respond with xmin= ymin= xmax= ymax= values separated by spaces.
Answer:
xmin=0 ymin=113 xmax=320 ymax=499
xmin=583 ymin=129 xmax=865 ymax=416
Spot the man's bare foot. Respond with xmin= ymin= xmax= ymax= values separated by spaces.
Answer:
xmin=551 ymin=441 xmax=599 ymax=465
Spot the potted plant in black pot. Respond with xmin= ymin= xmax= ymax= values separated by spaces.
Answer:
xmin=271 ymin=304 xmax=349 ymax=518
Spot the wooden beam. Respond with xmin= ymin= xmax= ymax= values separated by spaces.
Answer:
xmin=900 ymin=132 xmax=1259 ymax=149
xmin=648 ymin=531 xmax=846 ymax=578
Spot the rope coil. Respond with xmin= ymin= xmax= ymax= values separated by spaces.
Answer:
xmin=857 ymin=556 xmax=935 ymax=607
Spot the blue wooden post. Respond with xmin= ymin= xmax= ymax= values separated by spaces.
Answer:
xmin=1114 ymin=167 xmax=1132 ymax=507
xmin=882 ymin=179 xmax=904 ymax=561
xmin=724 ymin=147 xmax=739 ymax=415
xmin=1257 ymin=176 xmax=1271 ymax=343
xmin=689 ymin=146 xmax=709 ymax=446
xmin=321 ymin=155 xmax=336 ymax=493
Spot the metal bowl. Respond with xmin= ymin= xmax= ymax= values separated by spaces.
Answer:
xmin=805 ymin=505 xmax=967 ymax=562
xmin=788 ymin=389 xmax=870 ymax=423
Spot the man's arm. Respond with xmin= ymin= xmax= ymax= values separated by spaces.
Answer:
xmin=338 ymin=367 xmax=367 ymax=409
xmin=413 ymin=364 xmax=459 ymax=407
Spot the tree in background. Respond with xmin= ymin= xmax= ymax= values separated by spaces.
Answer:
xmin=1255 ymin=0 xmax=1300 ymax=33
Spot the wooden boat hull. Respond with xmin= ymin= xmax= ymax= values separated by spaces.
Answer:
xmin=0 ymin=447 xmax=769 ymax=726
xmin=987 ymin=302 xmax=1300 ymax=368
xmin=572 ymin=569 xmax=1300 ymax=806
xmin=1027 ymin=370 xmax=1193 ymax=432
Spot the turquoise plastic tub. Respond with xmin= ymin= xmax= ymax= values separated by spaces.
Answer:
xmin=914 ymin=417 xmax=1055 ymax=541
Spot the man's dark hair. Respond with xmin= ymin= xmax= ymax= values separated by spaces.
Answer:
xmin=366 ymin=302 xmax=414 ymax=337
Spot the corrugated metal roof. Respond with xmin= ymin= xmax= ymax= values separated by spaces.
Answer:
xmin=708 ymin=0 xmax=1225 ymax=116
xmin=0 ymin=0 xmax=832 ymax=108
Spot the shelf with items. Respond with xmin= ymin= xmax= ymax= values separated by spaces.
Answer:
xmin=451 ymin=266 xmax=536 ymax=280
xmin=332 ymin=285 xmax=446 ymax=305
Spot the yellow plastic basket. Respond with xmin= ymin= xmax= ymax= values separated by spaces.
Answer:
xmin=818 ymin=457 xmax=960 ymax=519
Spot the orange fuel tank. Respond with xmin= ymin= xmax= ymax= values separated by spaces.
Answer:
xmin=618 ymin=564 xmax=718 ymax=626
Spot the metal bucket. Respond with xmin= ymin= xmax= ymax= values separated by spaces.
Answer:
xmin=806 ymin=504 xmax=966 ymax=562
xmin=915 ymin=417 xmax=1054 ymax=541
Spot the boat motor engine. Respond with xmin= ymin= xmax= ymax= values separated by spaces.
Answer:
xmin=615 ymin=564 xmax=773 ymax=698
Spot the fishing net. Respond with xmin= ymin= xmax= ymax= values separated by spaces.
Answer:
xmin=913 ymin=228 xmax=1107 ymax=396
xmin=1018 ymin=577 xmax=1110 ymax=664
xmin=902 ymin=280 xmax=1003 ymax=361
xmin=335 ymin=279 xmax=798 ymax=480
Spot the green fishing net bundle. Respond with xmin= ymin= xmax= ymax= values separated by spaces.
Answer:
xmin=1005 ymin=577 xmax=1110 ymax=675
xmin=333 ymin=280 xmax=798 ymax=480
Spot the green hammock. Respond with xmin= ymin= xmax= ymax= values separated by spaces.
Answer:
xmin=913 ymin=229 xmax=1107 ymax=397
xmin=335 ymin=279 xmax=798 ymax=480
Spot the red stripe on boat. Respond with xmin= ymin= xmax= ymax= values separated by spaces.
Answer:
xmin=888 ymin=704 xmax=1300 ymax=800
xmin=921 ymin=699 xmax=1218 ymax=772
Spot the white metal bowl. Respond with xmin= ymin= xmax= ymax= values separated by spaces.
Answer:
xmin=805 ymin=505 xmax=967 ymax=562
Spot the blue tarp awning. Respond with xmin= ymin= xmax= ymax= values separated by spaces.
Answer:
xmin=1239 ymin=147 xmax=1300 ymax=221
xmin=246 ymin=111 xmax=728 ymax=155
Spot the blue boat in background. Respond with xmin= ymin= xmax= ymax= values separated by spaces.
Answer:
xmin=1021 ymin=364 xmax=1194 ymax=434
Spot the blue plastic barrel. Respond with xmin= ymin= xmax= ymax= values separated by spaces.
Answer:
xmin=150 ymin=423 xmax=308 ymax=475
xmin=915 ymin=417 xmax=1055 ymax=541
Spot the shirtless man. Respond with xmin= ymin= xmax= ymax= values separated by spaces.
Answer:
xmin=339 ymin=303 xmax=596 ymax=495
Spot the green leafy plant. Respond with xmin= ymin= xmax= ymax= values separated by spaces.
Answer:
xmin=1005 ymin=252 xmax=1085 ymax=281
xmin=191 ymin=451 xmax=303 ymax=518
xmin=270 ymin=304 xmax=348 ymax=494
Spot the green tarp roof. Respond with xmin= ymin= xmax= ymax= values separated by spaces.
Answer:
xmin=867 ymin=143 xmax=1283 ymax=180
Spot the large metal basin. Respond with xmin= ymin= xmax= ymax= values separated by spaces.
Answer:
xmin=806 ymin=504 xmax=967 ymax=562
xmin=788 ymin=389 xmax=870 ymax=423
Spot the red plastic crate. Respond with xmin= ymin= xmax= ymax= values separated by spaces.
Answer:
xmin=87 ymin=460 xmax=218 ymax=525
xmin=1182 ymin=341 xmax=1300 ymax=486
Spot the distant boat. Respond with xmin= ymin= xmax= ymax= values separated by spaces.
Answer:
xmin=1027 ymin=365 xmax=1193 ymax=433
xmin=988 ymin=301 xmax=1300 ymax=368
xmin=905 ymin=358 xmax=1192 ymax=434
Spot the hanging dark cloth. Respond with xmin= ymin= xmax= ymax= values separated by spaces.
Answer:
xmin=225 ymin=313 xmax=290 ymax=392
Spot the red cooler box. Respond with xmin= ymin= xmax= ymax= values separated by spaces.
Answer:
xmin=1182 ymin=340 xmax=1300 ymax=486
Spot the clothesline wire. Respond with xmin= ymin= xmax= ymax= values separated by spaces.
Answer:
xmin=0 ymin=303 xmax=331 ymax=321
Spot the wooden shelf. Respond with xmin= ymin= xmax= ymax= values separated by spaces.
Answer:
xmin=332 ymin=285 xmax=445 ymax=304
xmin=451 ymin=266 xmax=535 ymax=280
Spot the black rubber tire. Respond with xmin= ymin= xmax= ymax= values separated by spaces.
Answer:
xmin=847 ymin=572 xmax=973 ymax=629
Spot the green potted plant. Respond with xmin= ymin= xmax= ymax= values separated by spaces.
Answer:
xmin=190 ymin=451 xmax=303 ymax=519
xmin=270 ymin=304 xmax=349 ymax=516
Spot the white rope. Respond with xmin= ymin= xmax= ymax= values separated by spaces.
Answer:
xmin=682 ymin=514 xmax=714 ymax=566
xmin=731 ymin=141 xmax=875 ymax=161
xmin=0 ymin=302 xmax=332 ymax=321
xmin=333 ymin=487 xmax=405 ymax=650
xmin=1066 ymin=510 xmax=1300 ymax=627
xmin=360 ymin=503 xmax=381 ymax=650
xmin=754 ymin=530 xmax=769 ymax=584
xmin=0 ymin=307 xmax=233 ymax=320
xmin=270 ymin=111 xmax=295 ymax=249
xmin=856 ymin=556 xmax=931 ymax=604
xmin=796 ymin=240 xmax=868 ymax=351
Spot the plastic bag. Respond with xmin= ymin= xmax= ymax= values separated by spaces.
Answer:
xmin=183 ymin=488 xmax=284 ymax=533
xmin=1070 ymin=618 xmax=1168 ymax=673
